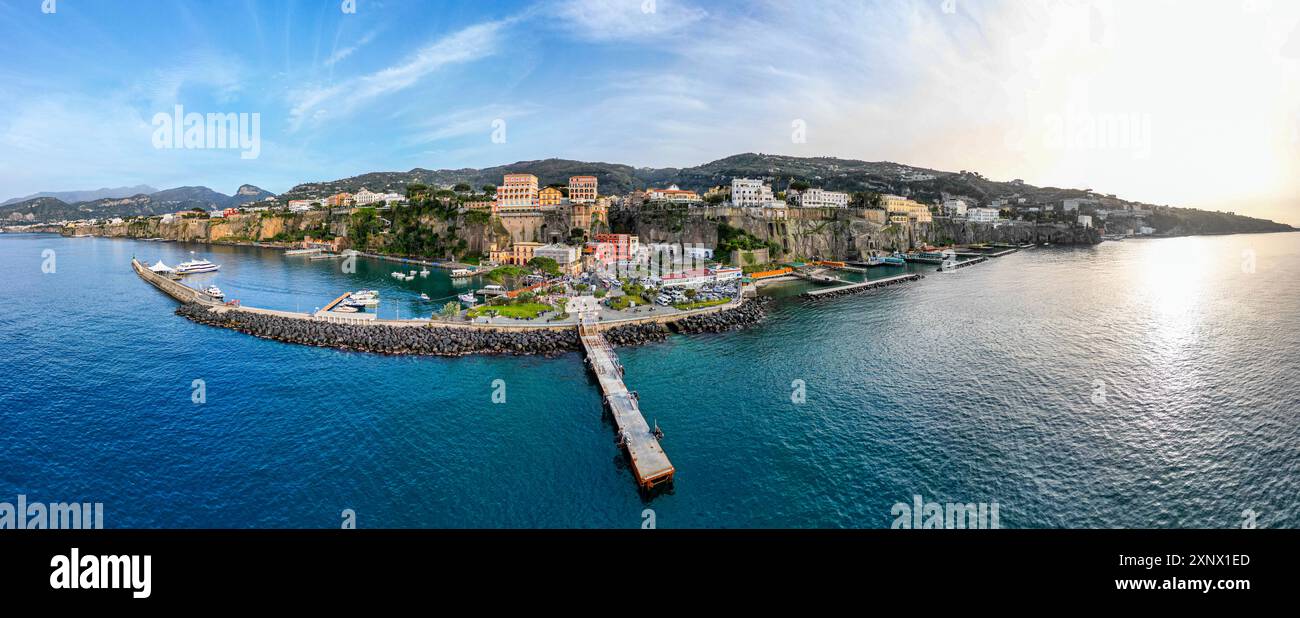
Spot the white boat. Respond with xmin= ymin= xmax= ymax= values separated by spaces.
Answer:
xmin=203 ymin=285 xmax=224 ymax=299
xmin=419 ymin=268 xmax=430 ymax=277
xmin=284 ymin=248 xmax=322 ymax=256
xmin=457 ymin=292 xmax=476 ymax=305
xmin=332 ymin=305 xmax=359 ymax=313
xmin=353 ymin=290 xmax=379 ymax=298
xmin=420 ymin=293 xmax=431 ymax=301
xmin=450 ymin=268 xmax=474 ymax=279
xmin=176 ymin=257 xmax=220 ymax=274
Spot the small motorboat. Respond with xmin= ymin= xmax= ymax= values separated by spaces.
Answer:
xmin=203 ymin=285 xmax=224 ymax=300
xmin=457 ymin=292 xmax=476 ymax=305
xmin=332 ymin=305 xmax=359 ymax=313
xmin=419 ymin=293 xmax=431 ymax=301
xmin=419 ymin=268 xmax=430 ymax=277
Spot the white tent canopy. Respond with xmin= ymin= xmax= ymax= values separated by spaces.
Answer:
xmin=149 ymin=261 xmax=175 ymax=273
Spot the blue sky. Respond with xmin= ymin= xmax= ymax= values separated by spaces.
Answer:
xmin=1 ymin=0 xmax=1297 ymax=223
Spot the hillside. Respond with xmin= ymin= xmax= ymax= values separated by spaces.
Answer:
xmin=0 ymin=184 xmax=157 ymax=207
xmin=0 ymin=184 xmax=275 ymax=223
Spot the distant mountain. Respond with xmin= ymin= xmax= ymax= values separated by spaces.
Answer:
xmin=1 ymin=185 xmax=157 ymax=207
xmin=0 ymin=184 xmax=277 ymax=223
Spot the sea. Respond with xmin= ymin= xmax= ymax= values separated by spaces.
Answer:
xmin=1 ymin=231 xmax=1296 ymax=528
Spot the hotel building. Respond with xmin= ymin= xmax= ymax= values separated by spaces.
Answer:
xmin=568 ymin=176 xmax=598 ymax=204
xmin=539 ymin=186 xmax=564 ymax=208
xmin=882 ymin=194 xmax=932 ymax=224
xmin=794 ymin=188 xmax=850 ymax=208
xmin=494 ymin=174 xmax=540 ymax=215
xmin=731 ymin=178 xmax=774 ymax=208
xmin=594 ymin=233 xmax=639 ymax=262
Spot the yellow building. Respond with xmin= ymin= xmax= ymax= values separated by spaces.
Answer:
xmin=539 ymin=186 xmax=563 ymax=208
xmin=489 ymin=241 xmax=544 ymax=266
xmin=882 ymin=194 xmax=932 ymax=224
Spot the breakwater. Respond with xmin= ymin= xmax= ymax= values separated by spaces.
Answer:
xmin=803 ymin=273 xmax=922 ymax=300
xmin=602 ymin=298 xmax=771 ymax=346
xmin=176 ymin=303 xmax=581 ymax=356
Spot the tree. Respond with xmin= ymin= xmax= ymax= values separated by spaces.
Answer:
xmin=440 ymin=302 xmax=460 ymax=318
xmin=528 ymin=256 xmax=561 ymax=276
xmin=453 ymin=182 xmax=472 ymax=193
xmin=481 ymin=184 xmax=497 ymax=195
xmin=789 ymin=180 xmax=810 ymax=192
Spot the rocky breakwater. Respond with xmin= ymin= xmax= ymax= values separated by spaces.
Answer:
xmin=602 ymin=297 xmax=772 ymax=346
xmin=175 ymin=303 xmax=579 ymax=356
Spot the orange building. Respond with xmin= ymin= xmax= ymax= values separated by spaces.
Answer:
xmin=568 ymin=176 xmax=598 ymax=204
xmin=489 ymin=241 xmax=544 ymax=265
xmin=594 ymin=233 xmax=639 ymax=262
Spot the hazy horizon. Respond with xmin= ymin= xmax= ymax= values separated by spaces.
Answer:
xmin=2 ymin=0 xmax=1297 ymax=224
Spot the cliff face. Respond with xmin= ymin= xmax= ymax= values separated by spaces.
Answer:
xmin=612 ymin=208 xmax=1099 ymax=260
xmin=63 ymin=211 xmax=335 ymax=243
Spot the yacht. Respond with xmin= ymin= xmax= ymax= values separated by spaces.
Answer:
xmin=175 ymin=257 xmax=220 ymax=274
xmin=203 ymin=285 xmax=224 ymax=300
xmin=419 ymin=293 xmax=431 ymax=301
xmin=332 ymin=305 xmax=359 ymax=313
xmin=457 ymin=292 xmax=477 ymax=305
xmin=419 ymin=268 xmax=430 ymax=277
xmin=450 ymin=268 xmax=474 ymax=279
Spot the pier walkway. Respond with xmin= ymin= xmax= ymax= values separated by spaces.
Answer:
xmin=578 ymin=315 xmax=675 ymax=490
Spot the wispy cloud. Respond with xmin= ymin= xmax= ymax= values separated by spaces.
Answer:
xmin=556 ymin=0 xmax=708 ymax=41
xmin=325 ymin=30 xmax=379 ymax=67
xmin=288 ymin=19 xmax=511 ymax=131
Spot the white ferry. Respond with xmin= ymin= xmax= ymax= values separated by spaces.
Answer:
xmin=175 ymin=257 xmax=220 ymax=274
xmin=203 ymin=285 xmax=224 ymax=300
xmin=450 ymin=268 xmax=475 ymax=279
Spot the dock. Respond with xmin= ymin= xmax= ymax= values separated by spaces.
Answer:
xmin=803 ymin=273 xmax=921 ymax=299
xmin=939 ymin=256 xmax=988 ymax=270
xmin=578 ymin=318 xmax=675 ymax=490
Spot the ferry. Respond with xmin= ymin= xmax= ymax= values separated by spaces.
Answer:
xmin=283 ymin=248 xmax=322 ymax=256
xmin=477 ymin=284 xmax=507 ymax=297
xmin=203 ymin=285 xmax=224 ymax=300
xmin=450 ymin=268 xmax=475 ymax=279
xmin=175 ymin=257 xmax=221 ymax=274
xmin=880 ymin=254 xmax=907 ymax=266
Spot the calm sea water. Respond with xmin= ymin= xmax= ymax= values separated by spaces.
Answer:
xmin=1 ymin=232 xmax=1297 ymax=528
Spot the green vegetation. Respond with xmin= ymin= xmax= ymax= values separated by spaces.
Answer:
xmin=439 ymin=302 xmax=460 ymax=319
xmin=717 ymin=222 xmax=781 ymax=260
xmin=673 ymin=298 xmax=731 ymax=310
xmin=468 ymin=302 xmax=553 ymax=319
xmin=527 ymin=256 xmax=562 ymax=277
xmin=486 ymin=265 xmax=529 ymax=282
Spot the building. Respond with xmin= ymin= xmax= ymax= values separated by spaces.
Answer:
xmin=646 ymin=185 xmax=702 ymax=205
xmin=1077 ymin=215 xmax=1093 ymax=228
xmin=942 ymin=199 xmax=968 ymax=217
xmin=539 ymin=186 xmax=564 ymax=208
xmin=882 ymin=194 xmax=932 ymax=224
xmin=568 ymin=176 xmax=598 ymax=204
xmin=533 ymin=243 xmax=582 ymax=275
xmin=1138 ymin=226 xmax=1155 ymax=235
xmin=570 ymin=197 xmax=608 ymax=230
xmin=489 ymin=241 xmax=544 ymax=266
xmin=793 ymin=188 xmax=849 ymax=208
xmin=287 ymin=199 xmax=314 ymax=212
xmin=222 ymin=208 xmax=239 ymax=217
xmin=731 ymin=178 xmax=774 ymax=208
xmin=326 ymin=192 xmax=353 ymax=208
xmin=967 ymin=207 xmax=1000 ymax=223
xmin=494 ymin=174 xmax=540 ymax=215
xmin=584 ymin=241 xmax=617 ymax=267
xmin=1063 ymin=198 xmax=1095 ymax=212
xmin=594 ymin=233 xmax=639 ymax=262
xmin=353 ymin=188 xmax=383 ymax=206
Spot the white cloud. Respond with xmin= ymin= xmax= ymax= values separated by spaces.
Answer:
xmin=325 ymin=30 xmax=379 ymax=67
xmin=288 ymin=19 xmax=510 ymax=131
xmin=556 ymin=0 xmax=708 ymax=41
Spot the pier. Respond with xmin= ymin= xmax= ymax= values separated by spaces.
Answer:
xmin=579 ymin=316 xmax=675 ymax=490
xmin=803 ymin=273 xmax=921 ymax=299
xmin=939 ymin=256 xmax=988 ymax=270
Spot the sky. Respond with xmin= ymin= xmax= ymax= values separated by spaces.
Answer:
xmin=1 ymin=0 xmax=1297 ymax=224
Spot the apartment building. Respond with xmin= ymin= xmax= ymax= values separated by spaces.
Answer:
xmin=731 ymin=178 xmax=774 ymax=208
xmin=794 ymin=188 xmax=850 ymax=208
xmin=494 ymin=174 xmax=540 ymax=215
xmin=568 ymin=176 xmax=598 ymax=204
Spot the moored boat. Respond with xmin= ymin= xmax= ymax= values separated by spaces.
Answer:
xmin=176 ymin=256 xmax=220 ymax=274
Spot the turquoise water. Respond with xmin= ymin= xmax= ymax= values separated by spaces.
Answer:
xmin=1 ymin=232 xmax=1297 ymax=528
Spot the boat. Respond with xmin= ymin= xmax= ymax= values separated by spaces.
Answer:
xmin=457 ymin=292 xmax=477 ymax=305
xmin=450 ymin=268 xmax=474 ymax=279
xmin=175 ymin=256 xmax=220 ymax=274
xmin=284 ymin=248 xmax=322 ymax=256
xmin=331 ymin=305 xmax=359 ymax=313
xmin=420 ymin=293 xmax=431 ymax=301
xmin=309 ymin=253 xmax=343 ymax=260
xmin=391 ymin=272 xmax=404 ymax=278
xmin=419 ymin=268 xmax=430 ymax=277
xmin=881 ymin=254 xmax=907 ymax=266
xmin=203 ymin=285 xmax=224 ymax=300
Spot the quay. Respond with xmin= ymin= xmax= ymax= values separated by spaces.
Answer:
xmin=803 ymin=273 xmax=921 ymax=299
xmin=579 ymin=316 xmax=675 ymax=490
xmin=939 ymin=256 xmax=988 ymax=270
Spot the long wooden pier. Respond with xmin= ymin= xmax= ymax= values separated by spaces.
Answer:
xmin=803 ymin=273 xmax=921 ymax=299
xmin=578 ymin=318 xmax=675 ymax=490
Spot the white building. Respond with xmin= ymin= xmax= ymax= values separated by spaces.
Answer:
xmin=967 ymin=207 xmax=1000 ymax=223
xmin=942 ymin=199 xmax=968 ymax=217
xmin=1138 ymin=226 xmax=1155 ymax=235
xmin=1063 ymin=198 xmax=1094 ymax=212
xmin=1078 ymin=215 xmax=1093 ymax=228
xmin=288 ymin=200 xmax=314 ymax=213
xmin=794 ymin=188 xmax=849 ymax=208
xmin=731 ymin=178 xmax=774 ymax=208
xmin=353 ymin=188 xmax=402 ymax=206
xmin=532 ymin=243 xmax=581 ymax=274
